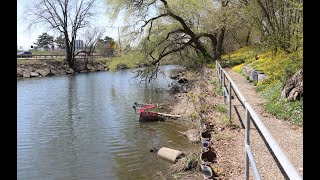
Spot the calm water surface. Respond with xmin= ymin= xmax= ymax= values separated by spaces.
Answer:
xmin=17 ymin=65 xmax=196 ymax=180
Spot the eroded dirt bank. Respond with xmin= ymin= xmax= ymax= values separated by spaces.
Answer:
xmin=157 ymin=66 xmax=302 ymax=180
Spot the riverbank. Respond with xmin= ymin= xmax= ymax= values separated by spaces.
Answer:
xmin=17 ymin=59 xmax=109 ymax=79
xmin=158 ymin=66 xmax=302 ymax=179
xmin=154 ymin=67 xmax=240 ymax=179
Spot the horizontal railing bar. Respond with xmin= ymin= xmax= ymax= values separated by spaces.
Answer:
xmin=245 ymin=103 xmax=302 ymax=180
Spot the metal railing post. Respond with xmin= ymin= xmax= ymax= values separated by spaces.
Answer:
xmin=220 ymin=71 xmax=223 ymax=88
xmin=228 ymin=81 xmax=232 ymax=120
xmin=223 ymin=72 xmax=226 ymax=88
xmin=245 ymin=108 xmax=250 ymax=180
xmin=216 ymin=61 xmax=218 ymax=78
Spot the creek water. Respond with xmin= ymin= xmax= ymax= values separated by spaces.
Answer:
xmin=17 ymin=65 xmax=196 ymax=180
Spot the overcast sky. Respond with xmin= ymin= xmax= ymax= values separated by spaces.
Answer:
xmin=17 ymin=0 xmax=124 ymax=50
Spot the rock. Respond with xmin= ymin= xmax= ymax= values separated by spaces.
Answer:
xmin=28 ymin=67 xmax=35 ymax=72
xmin=242 ymin=65 xmax=254 ymax=77
xmin=37 ymin=68 xmax=50 ymax=77
xmin=185 ymin=129 xmax=200 ymax=143
xmin=242 ymin=66 xmax=249 ymax=76
xmin=249 ymin=70 xmax=259 ymax=82
xmin=30 ymin=72 xmax=39 ymax=77
xmin=116 ymin=64 xmax=127 ymax=69
xmin=97 ymin=65 xmax=104 ymax=71
xmin=66 ymin=68 xmax=74 ymax=74
xmin=261 ymin=112 xmax=269 ymax=117
xmin=17 ymin=68 xmax=24 ymax=77
xmin=170 ymin=73 xmax=179 ymax=79
xmin=169 ymin=85 xmax=180 ymax=93
xmin=178 ymin=77 xmax=188 ymax=83
xmin=281 ymin=68 xmax=303 ymax=101
xmin=23 ymin=71 xmax=31 ymax=78
xmin=258 ymin=73 xmax=268 ymax=82
xmin=49 ymin=69 xmax=56 ymax=75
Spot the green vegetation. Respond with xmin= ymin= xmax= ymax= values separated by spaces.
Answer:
xmin=232 ymin=63 xmax=244 ymax=74
xmin=215 ymin=131 xmax=233 ymax=141
xmin=216 ymin=104 xmax=227 ymax=113
xmin=30 ymin=50 xmax=65 ymax=55
xmin=206 ymin=63 xmax=216 ymax=69
xmin=252 ymin=48 xmax=303 ymax=83
xmin=190 ymin=112 xmax=199 ymax=120
xmin=17 ymin=57 xmax=112 ymax=65
xmin=228 ymin=46 xmax=302 ymax=84
xmin=17 ymin=58 xmax=65 ymax=65
xmin=108 ymin=51 xmax=149 ymax=71
xmin=210 ymin=77 xmax=223 ymax=95
xmin=257 ymin=81 xmax=303 ymax=126
xmin=225 ymin=45 xmax=303 ymax=126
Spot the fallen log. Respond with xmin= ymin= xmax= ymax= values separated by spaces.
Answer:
xmin=158 ymin=112 xmax=181 ymax=118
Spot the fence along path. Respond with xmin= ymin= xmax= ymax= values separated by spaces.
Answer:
xmin=216 ymin=61 xmax=303 ymax=180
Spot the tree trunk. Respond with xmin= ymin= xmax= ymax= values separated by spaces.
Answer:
xmin=64 ymin=35 xmax=75 ymax=70
xmin=66 ymin=49 xmax=74 ymax=69
xmin=280 ymin=68 xmax=303 ymax=101
xmin=216 ymin=26 xmax=226 ymax=60
xmin=245 ymin=30 xmax=251 ymax=46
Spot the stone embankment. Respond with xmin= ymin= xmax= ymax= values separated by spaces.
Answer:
xmin=17 ymin=60 xmax=109 ymax=79
xmin=242 ymin=64 xmax=268 ymax=82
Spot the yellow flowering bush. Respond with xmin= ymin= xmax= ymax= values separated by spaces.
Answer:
xmin=232 ymin=63 xmax=244 ymax=73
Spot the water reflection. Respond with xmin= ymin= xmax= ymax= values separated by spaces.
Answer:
xmin=17 ymin=65 xmax=193 ymax=180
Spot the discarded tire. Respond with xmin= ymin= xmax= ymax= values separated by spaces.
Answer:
xmin=201 ymin=130 xmax=212 ymax=139
xmin=200 ymin=147 xmax=216 ymax=163
xmin=201 ymin=138 xmax=211 ymax=148
xmin=200 ymin=163 xmax=213 ymax=179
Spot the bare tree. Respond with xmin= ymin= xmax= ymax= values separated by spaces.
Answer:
xmin=25 ymin=0 xmax=97 ymax=70
xmin=82 ymin=27 xmax=104 ymax=70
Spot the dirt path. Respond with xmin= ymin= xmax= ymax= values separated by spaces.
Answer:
xmin=224 ymin=68 xmax=303 ymax=179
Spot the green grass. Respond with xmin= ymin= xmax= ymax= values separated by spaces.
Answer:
xmin=211 ymin=78 xmax=223 ymax=95
xmin=17 ymin=58 xmax=65 ymax=64
xmin=190 ymin=112 xmax=199 ymax=120
xmin=225 ymin=46 xmax=303 ymax=126
xmin=30 ymin=50 xmax=65 ymax=55
xmin=221 ymin=46 xmax=256 ymax=68
xmin=257 ymin=81 xmax=303 ymax=126
xmin=108 ymin=51 xmax=149 ymax=71
xmin=232 ymin=63 xmax=244 ymax=73
xmin=215 ymin=131 xmax=233 ymax=141
xmin=216 ymin=104 xmax=227 ymax=113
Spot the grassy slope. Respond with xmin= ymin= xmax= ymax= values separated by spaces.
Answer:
xmin=222 ymin=46 xmax=303 ymax=126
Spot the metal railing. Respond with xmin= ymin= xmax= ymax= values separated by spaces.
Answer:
xmin=215 ymin=61 xmax=302 ymax=180
xmin=17 ymin=54 xmax=103 ymax=60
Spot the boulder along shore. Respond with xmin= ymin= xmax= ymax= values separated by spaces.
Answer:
xmin=17 ymin=60 xmax=109 ymax=79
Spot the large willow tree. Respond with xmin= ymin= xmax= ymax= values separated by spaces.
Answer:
xmin=106 ymin=0 xmax=223 ymax=65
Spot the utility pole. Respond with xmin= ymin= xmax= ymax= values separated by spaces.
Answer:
xmin=118 ymin=27 xmax=121 ymax=54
